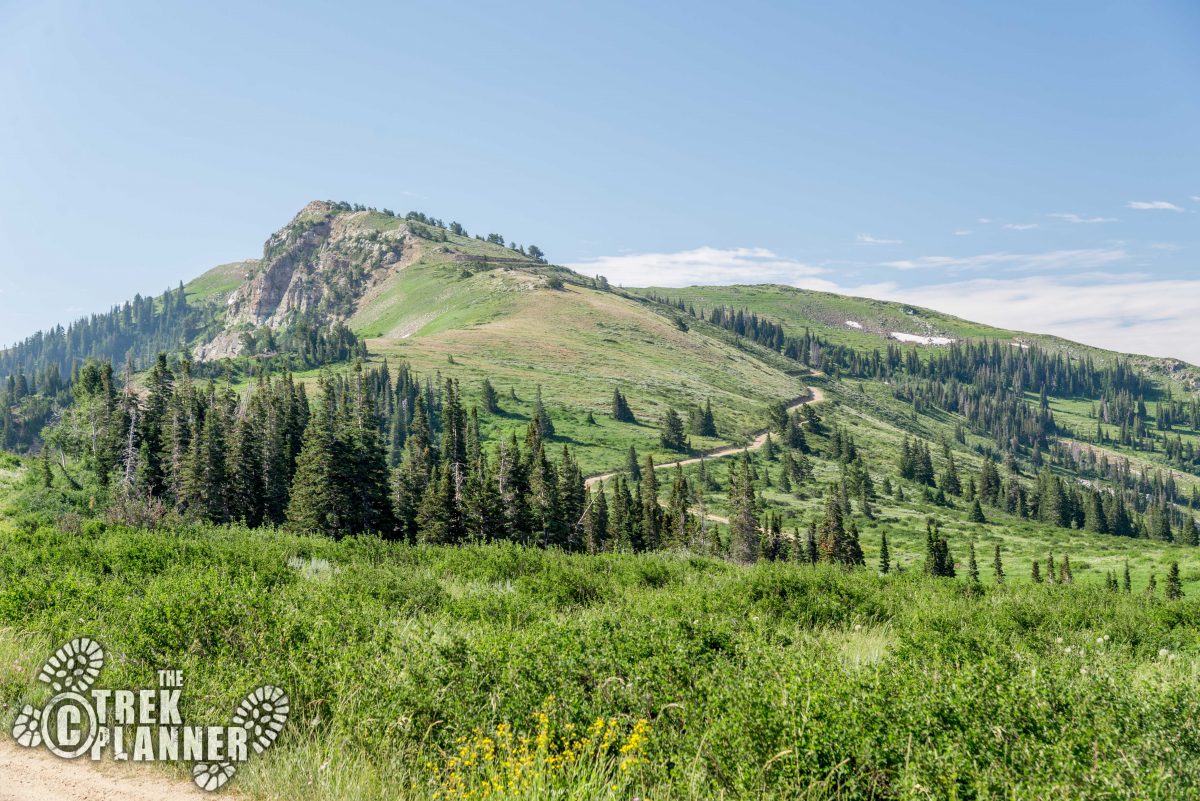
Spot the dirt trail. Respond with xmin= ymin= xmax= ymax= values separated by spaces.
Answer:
xmin=585 ymin=386 xmax=826 ymax=489
xmin=0 ymin=739 xmax=205 ymax=801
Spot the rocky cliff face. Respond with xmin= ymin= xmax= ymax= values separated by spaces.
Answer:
xmin=194 ymin=201 xmax=420 ymax=360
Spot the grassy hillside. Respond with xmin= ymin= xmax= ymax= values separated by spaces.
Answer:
xmin=185 ymin=259 xmax=258 ymax=303
xmin=349 ymin=264 xmax=805 ymax=472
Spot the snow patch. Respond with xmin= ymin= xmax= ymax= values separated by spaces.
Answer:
xmin=845 ymin=320 xmax=863 ymax=329
xmin=890 ymin=332 xmax=956 ymax=346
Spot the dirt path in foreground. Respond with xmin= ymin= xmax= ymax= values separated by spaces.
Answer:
xmin=0 ymin=739 xmax=205 ymax=801
xmin=585 ymin=386 xmax=826 ymax=489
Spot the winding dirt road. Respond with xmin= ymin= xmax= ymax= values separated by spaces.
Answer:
xmin=585 ymin=386 xmax=826 ymax=489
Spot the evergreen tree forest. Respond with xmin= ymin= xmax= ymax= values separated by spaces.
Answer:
xmin=0 ymin=285 xmax=366 ymax=451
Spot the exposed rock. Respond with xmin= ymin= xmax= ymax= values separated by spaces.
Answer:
xmin=194 ymin=202 xmax=420 ymax=360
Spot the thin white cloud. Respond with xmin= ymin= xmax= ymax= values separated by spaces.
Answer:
xmin=1003 ymin=223 xmax=1040 ymax=231
xmin=1048 ymin=213 xmax=1117 ymax=224
xmin=872 ymin=275 xmax=1200 ymax=363
xmin=856 ymin=234 xmax=903 ymax=245
xmin=881 ymin=247 xmax=1127 ymax=273
xmin=977 ymin=218 xmax=992 ymax=224
xmin=1126 ymin=200 xmax=1183 ymax=211
xmin=953 ymin=229 xmax=972 ymax=236
xmin=567 ymin=246 xmax=832 ymax=288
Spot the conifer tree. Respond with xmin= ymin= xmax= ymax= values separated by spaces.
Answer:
xmin=1060 ymin=554 xmax=1073 ymax=584
xmin=608 ymin=474 xmax=635 ymax=551
xmin=729 ymin=454 xmax=759 ymax=564
xmin=659 ymin=408 xmax=687 ymax=452
xmin=558 ymin=445 xmax=585 ymax=550
xmin=528 ymin=443 xmax=561 ymax=548
xmin=287 ymin=399 xmax=343 ymax=536
xmin=804 ymin=523 xmax=818 ymax=565
xmin=816 ymin=489 xmax=862 ymax=566
xmin=533 ymin=385 xmax=554 ymax=438
xmin=1031 ymin=560 xmax=1042 ymax=583
xmin=585 ymin=482 xmax=610 ymax=553
xmin=481 ymin=378 xmax=499 ymax=414
xmin=879 ymin=531 xmax=890 ymax=574
xmin=1186 ymin=516 xmax=1200 ymax=547
xmin=785 ymin=411 xmax=808 ymax=452
xmin=625 ymin=446 xmax=641 ymax=481
xmin=922 ymin=519 xmax=955 ymax=577
xmin=691 ymin=398 xmax=717 ymax=437
xmin=940 ymin=454 xmax=962 ymax=497
xmin=638 ymin=455 xmax=660 ymax=551
xmin=1123 ymin=560 xmax=1132 ymax=593
xmin=993 ymin=544 xmax=1005 ymax=585
xmin=969 ymin=498 xmax=987 ymax=524
xmin=665 ymin=464 xmax=690 ymax=549
xmin=39 ymin=446 xmax=52 ymax=488
xmin=968 ymin=542 xmax=980 ymax=583
xmin=611 ymin=388 xmax=637 ymax=424
xmin=226 ymin=414 xmax=263 ymax=527
xmin=1166 ymin=562 xmax=1183 ymax=600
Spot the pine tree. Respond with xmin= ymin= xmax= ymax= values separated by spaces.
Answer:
xmin=608 ymin=474 xmax=635 ymax=551
xmin=1059 ymin=554 xmax=1073 ymax=584
xmin=481 ymin=378 xmax=499 ymax=414
xmin=1166 ymin=562 xmax=1183 ymax=600
xmin=39 ymin=446 xmax=53 ymax=488
xmin=286 ymin=404 xmax=342 ymax=536
xmin=528 ymin=443 xmax=562 ymax=548
xmin=585 ymin=482 xmax=610 ymax=553
xmin=816 ymin=489 xmax=862 ymax=566
xmin=969 ymin=498 xmax=987 ymax=524
xmin=665 ymin=464 xmax=690 ymax=549
xmin=785 ymin=412 xmax=808 ymax=453
xmin=804 ymin=523 xmax=818 ymax=565
xmin=639 ymin=455 xmax=660 ymax=551
xmin=845 ymin=520 xmax=865 ymax=566
xmin=1186 ymin=516 xmax=1200 ymax=547
xmin=226 ymin=414 xmax=263 ymax=526
xmin=1147 ymin=573 xmax=1157 ymax=596
xmin=659 ymin=408 xmax=687 ymax=452
xmin=1031 ymin=560 xmax=1043 ymax=583
xmin=729 ymin=455 xmax=759 ymax=564
xmin=558 ymin=445 xmax=586 ymax=551
xmin=879 ymin=531 xmax=891 ymax=574
xmin=691 ymin=398 xmax=717 ymax=437
xmin=625 ymin=446 xmax=641 ymax=481
xmin=968 ymin=542 xmax=979 ymax=583
xmin=1123 ymin=560 xmax=1132 ymax=593
xmin=345 ymin=367 xmax=396 ymax=535
xmin=611 ymin=388 xmax=637 ymax=424
xmin=992 ymin=545 xmax=1005 ymax=585
xmin=416 ymin=462 xmax=455 ymax=544
xmin=533 ymin=385 xmax=554 ymax=438
xmin=940 ymin=454 xmax=962 ymax=496
xmin=922 ymin=519 xmax=955 ymax=577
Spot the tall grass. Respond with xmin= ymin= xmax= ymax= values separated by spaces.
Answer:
xmin=2 ymin=521 xmax=1199 ymax=799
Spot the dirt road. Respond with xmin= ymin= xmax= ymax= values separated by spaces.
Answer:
xmin=0 ymin=739 xmax=203 ymax=801
xmin=585 ymin=386 xmax=825 ymax=489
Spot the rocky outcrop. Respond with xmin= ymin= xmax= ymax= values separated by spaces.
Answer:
xmin=194 ymin=201 xmax=419 ymax=361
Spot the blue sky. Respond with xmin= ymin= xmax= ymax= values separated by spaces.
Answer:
xmin=1 ymin=1 xmax=1197 ymax=359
